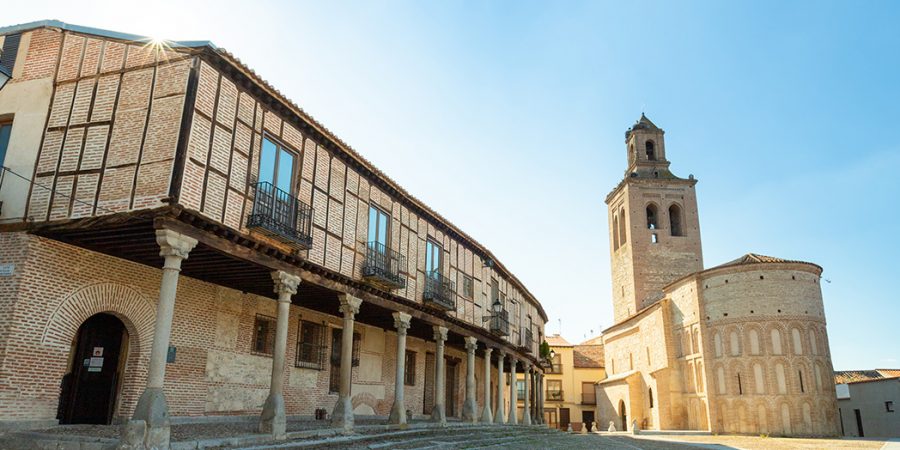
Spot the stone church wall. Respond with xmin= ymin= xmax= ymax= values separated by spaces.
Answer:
xmin=699 ymin=263 xmax=838 ymax=436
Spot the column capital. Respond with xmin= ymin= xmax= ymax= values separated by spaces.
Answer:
xmin=484 ymin=346 xmax=493 ymax=356
xmin=392 ymin=311 xmax=412 ymax=333
xmin=464 ymin=336 xmax=478 ymax=352
xmin=338 ymin=294 xmax=362 ymax=317
xmin=156 ymin=229 xmax=197 ymax=261
xmin=433 ymin=325 xmax=448 ymax=342
xmin=271 ymin=271 xmax=301 ymax=298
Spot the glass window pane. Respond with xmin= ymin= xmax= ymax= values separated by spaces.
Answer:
xmin=426 ymin=241 xmax=434 ymax=274
xmin=276 ymin=148 xmax=294 ymax=192
xmin=0 ymin=124 xmax=12 ymax=166
xmin=378 ymin=212 xmax=388 ymax=246
xmin=259 ymin=137 xmax=277 ymax=185
xmin=368 ymin=207 xmax=378 ymax=244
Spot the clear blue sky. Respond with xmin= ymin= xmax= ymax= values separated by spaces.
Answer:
xmin=7 ymin=1 xmax=898 ymax=370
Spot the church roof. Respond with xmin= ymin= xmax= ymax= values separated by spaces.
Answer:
xmin=834 ymin=369 xmax=900 ymax=384
xmin=546 ymin=334 xmax=573 ymax=347
xmin=707 ymin=253 xmax=819 ymax=271
xmin=625 ymin=113 xmax=663 ymax=138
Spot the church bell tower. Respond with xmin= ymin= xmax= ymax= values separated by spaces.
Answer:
xmin=606 ymin=114 xmax=704 ymax=322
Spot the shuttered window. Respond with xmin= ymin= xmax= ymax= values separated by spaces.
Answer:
xmin=0 ymin=33 xmax=21 ymax=73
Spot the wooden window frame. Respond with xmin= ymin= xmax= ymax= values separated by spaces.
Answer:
xmin=296 ymin=320 xmax=327 ymax=370
xmin=258 ymin=133 xmax=300 ymax=194
xmin=404 ymin=350 xmax=416 ymax=386
xmin=251 ymin=314 xmax=277 ymax=356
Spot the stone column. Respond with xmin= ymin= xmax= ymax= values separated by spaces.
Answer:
xmin=523 ymin=365 xmax=532 ymax=425
xmin=480 ymin=347 xmax=493 ymax=423
xmin=494 ymin=350 xmax=506 ymax=423
xmin=259 ymin=271 xmax=301 ymax=438
xmin=508 ymin=357 xmax=518 ymax=424
xmin=431 ymin=326 xmax=448 ymax=425
xmin=129 ymin=229 xmax=197 ymax=449
xmin=537 ymin=372 xmax=544 ymax=425
xmin=388 ymin=312 xmax=412 ymax=425
xmin=331 ymin=294 xmax=362 ymax=432
xmin=462 ymin=337 xmax=478 ymax=422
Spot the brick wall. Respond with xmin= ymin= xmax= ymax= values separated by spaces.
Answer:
xmin=0 ymin=232 xmax=500 ymax=424
xmin=25 ymin=30 xmax=191 ymax=221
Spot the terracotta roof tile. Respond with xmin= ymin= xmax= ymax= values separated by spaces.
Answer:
xmin=834 ymin=369 xmax=900 ymax=384
xmin=546 ymin=334 xmax=572 ymax=347
xmin=573 ymin=345 xmax=605 ymax=368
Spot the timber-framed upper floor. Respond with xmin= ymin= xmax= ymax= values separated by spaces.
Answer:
xmin=0 ymin=20 xmax=546 ymax=359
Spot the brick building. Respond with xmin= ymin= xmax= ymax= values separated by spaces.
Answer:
xmin=0 ymin=21 xmax=548 ymax=448
xmin=596 ymin=115 xmax=840 ymax=436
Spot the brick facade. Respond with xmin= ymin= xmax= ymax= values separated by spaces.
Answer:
xmin=0 ymin=22 xmax=543 ymax=431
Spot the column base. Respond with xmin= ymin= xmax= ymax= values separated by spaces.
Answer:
xmin=259 ymin=393 xmax=286 ymax=438
xmin=480 ymin=406 xmax=493 ymax=423
xmin=388 ymin=399 xmax=407 ymax=425
xmin=331 ymin=395 xmax=354 ymax=432
xmin=430 ymin=404 xmax=446 ymax=426
xmin=128 ymin=387 xmax=170 ymax=449
xmin=494 ymin=407 xmax=505 ymax=424
xmin=507 ymin=412 xmax=518 ymax=425
xmin=461 ymin=398 xmax=477 ymax=423
xmin=523 ymin=412 xmax=532 ymax=425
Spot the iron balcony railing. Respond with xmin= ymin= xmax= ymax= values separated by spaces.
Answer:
xmin=423 ymin=270 xmax=456 ymax=311
xmin=581 ymin=392 xmax=597 ymax=405
xmin=247 ymin=181 xmax=313 ymax=250
xmin=546 ymin=390 xmax=564 ymax=401
xmin=362 ymin=242 xmax=406 ymax=290
xmin=521 ymin=327 xmax=533 ymax=353
xmin=487 ymin=309 xmax=510 ymax=337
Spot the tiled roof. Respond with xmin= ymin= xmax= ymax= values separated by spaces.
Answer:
xmin=0 ymin=20 xmax=549 ymax=322
xmin=709 ymin=253 xmax=816 ymax=270
xmin=834 ymin=369 xmax=900 ymax=384
xmin=573 ymin=345 xmax=605 ymax=368
xmin=546 ymin=334 xmax=572 ymax=347
xmin=579 ymin=335 xmax=603 ymax=345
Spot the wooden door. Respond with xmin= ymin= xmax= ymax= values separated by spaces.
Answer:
xmin=60 ymin=313 xmax=126 ymax=424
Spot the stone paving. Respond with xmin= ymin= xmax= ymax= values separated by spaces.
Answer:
xmin=633 ymin=433 xmax=893 ymax=450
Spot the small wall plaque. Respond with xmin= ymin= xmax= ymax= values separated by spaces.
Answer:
xmin=0 ymin=264 xmax=14 ymax=277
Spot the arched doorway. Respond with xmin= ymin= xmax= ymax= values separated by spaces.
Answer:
xmin=58 ymin=313 xmax=128 ymax=424
xmin=619 ymin=399 xmax=627 ymax=432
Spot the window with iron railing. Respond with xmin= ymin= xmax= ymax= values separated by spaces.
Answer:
xmin=549 ymin=353 xmax=563 ymax=374
xmin=362 ymin=241 xmax=406 ymax=290
xmin=546 ymin=380 xmax=563 ymax=401
xmin=424 ymin=270 xmax=456 ymax=311
xmin=252 ymin=315 xmax=276 ymax=356
xmin=404 ymin=350 xmax=416 ymax=386
xmin=487 ymin=308 xmax=509 ymax=336
xmin=517 ymin=380 xmax=526 ymax=401
xmin=296 ymin=320 xmax=326 ymax=370
xmin=247 ymin=181 xmax=313 ymax=250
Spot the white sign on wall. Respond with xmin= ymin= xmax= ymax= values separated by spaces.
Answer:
xmin=0 ymin=264 xmax=14 ymax=277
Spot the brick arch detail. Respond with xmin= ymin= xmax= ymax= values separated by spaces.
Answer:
xmin=40 ymin=282 xmax=156 ymax=359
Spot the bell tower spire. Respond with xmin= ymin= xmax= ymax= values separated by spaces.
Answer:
xmin=606 ymin=115 xmax=704 ymax=322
